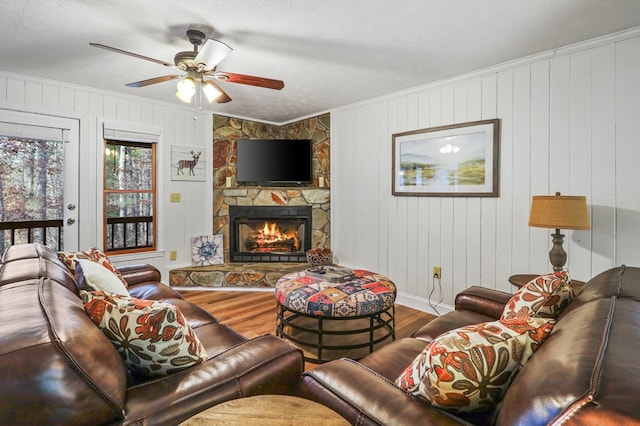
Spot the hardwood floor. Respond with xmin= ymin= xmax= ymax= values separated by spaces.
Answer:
xmin=180 ymin=289 xmax=436 ymax=367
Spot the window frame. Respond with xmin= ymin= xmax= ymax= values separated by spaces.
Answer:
xmin=103 ymin=139 xmax=157 ymax=255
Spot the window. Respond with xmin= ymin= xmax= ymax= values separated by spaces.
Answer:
xmin=104 ymin=140 xmax=156 ymax=253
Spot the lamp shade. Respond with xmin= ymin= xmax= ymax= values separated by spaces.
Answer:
xmin=528 ymin=193 xmax=591 ymax=230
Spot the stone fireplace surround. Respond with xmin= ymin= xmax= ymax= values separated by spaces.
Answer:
xmin=219 ymin=188 xmax=330 ymax=261
xmin=169 ymin=188 xmax=329 ymax=288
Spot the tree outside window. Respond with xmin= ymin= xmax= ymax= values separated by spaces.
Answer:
xmin=0 ymin=136 xmax=64 ymax=251
xmin=104 ymin=140 xmax=156 ymax=253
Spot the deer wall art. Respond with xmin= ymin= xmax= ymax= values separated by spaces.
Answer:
xmin=177 ymin=150 xmax=201 ymax=176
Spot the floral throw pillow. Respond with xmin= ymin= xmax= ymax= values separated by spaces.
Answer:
xmin=81 ymin=290 xmax=208 ymax=378
xmin=501 ymin=272 xmax=573 ymax=320
xmin=59 ymin=247 xmax=128 ymax=288
xmin=396 ymin=317 xmax=555 ymax=412
xmin=396 ymin=340 xmax=434 ymax=393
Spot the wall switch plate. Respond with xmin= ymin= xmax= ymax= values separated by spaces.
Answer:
xmin=169 ymin=250 xmax=177 ymax=261
xmin=170 ymin=193 xmax=181 ymax=203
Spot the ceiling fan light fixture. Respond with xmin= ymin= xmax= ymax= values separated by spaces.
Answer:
xmin=176 ymin=77 xmax=196 ymax=103
xmin=90 ymin=29 xmax=283 ymax=108
xmin=202 ymin=81 xmax=222 ymax=103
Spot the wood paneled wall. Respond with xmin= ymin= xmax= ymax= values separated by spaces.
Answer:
xmin=0 ymin=71 xmax=213 ymax=280
xmin=331 ymin=29 xmax=640 ymax=313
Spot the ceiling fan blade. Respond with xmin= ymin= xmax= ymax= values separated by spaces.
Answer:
xmin=89 ymin=43 xmax=176 ymax=68
xmin=126 ymin=75 xmax=183 ymax=88
xmin=213 ymin=72 xmax=285 ymax=90
xmin=203 ymin=79 xmax=232 ymax=103
xmin=195 ymin=39 xmax=233 ymax=68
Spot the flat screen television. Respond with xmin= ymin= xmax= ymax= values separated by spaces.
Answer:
xmin=236 ymin=139 xmax=312 ymax=184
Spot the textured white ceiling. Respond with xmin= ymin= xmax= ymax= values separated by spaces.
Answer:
xmin=2 ymin=0 xmax=640 ymax=123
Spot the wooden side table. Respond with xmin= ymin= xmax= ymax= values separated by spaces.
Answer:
xmin=508 ymin=274 xmax=585 ymax=294
xmin=180 ymin=395 xmax=349 ymax=425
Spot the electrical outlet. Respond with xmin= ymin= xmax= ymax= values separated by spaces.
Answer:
xmin=433 ymin=266 xmax=441 ymax=279
xmin=170 ymin=193 xmax=181 ymax=203
xmin=169 ymin=250 xmax=177 ymax=261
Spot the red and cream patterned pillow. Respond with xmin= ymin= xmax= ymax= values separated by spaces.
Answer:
xmin=59 ymin=247 xmax=128 ymax=288
xmin=501 ymin=272 xmax=573 ymax=320
xmin=396 ymin=316 xmax=555 ymax=412
xmin=80 ymin=290 xmax=208 ymax=378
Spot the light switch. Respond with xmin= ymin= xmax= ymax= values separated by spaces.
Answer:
xmin=170 ymin=193 xmax=181 ymax=203
xmin=169 ymin=250 xmax=177 ymax=261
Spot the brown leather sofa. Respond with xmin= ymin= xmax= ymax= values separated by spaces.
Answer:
xmin=301 ymin=266 xmax=640 ymax=425
xmin=0 ymin=243 xmax=304 ymax=425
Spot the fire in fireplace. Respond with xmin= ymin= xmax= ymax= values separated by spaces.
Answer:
xmin=229 ymin=205 xmax=312 ymax=262
xmin=242 ymin=220 xmax=300 ymax=253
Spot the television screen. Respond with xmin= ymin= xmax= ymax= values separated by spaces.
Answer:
xmin=236 ymin=139 xmax=312 ymax=184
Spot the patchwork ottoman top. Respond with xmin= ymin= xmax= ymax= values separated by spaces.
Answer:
xmin=275 ymin=270 xmax=397 ymax=318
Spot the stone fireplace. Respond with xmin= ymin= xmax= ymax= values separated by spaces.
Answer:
xmin=229 ymin=205 xmax=312 ymax=262
xmin=166 ymin=113 xmax=332 ymax=288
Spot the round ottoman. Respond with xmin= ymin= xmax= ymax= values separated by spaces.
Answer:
xmin=275 ymin=269 xmax=396 ymax=363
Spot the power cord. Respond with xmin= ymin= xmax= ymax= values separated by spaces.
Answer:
xmin=428 ymin=274 xmax=444 ymax=315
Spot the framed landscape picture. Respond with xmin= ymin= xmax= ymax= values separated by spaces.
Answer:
xmin=392 ymin=119 xmax=500 ymax=197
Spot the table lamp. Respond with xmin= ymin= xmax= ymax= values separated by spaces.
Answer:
xmin=528 ymin=192 xmax=591 ymax=271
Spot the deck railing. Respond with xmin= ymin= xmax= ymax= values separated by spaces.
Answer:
xmin=106 ymin=216 xmax=154 ymax=251
xmin=0 ymin=216 xmax=154 ymax=252
xmin=0 ymin=219 xmax=64 ymax=251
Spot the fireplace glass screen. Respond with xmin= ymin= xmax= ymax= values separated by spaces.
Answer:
xmin=237 ymin=219 xmax=305 ymax=253
xmin=229 ymin=205 xmax=312 ymax=262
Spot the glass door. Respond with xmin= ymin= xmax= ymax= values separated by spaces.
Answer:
xmin=0 ymin=110 xmax=79 ymax=252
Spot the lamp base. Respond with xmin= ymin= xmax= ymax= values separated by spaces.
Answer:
xmin=549 ymin=232 xmax=566 ymax=272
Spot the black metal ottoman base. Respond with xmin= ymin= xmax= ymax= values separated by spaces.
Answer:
xmin=276 ymin=302 xmax=395 ymax=364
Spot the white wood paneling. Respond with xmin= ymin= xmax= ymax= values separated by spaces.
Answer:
xmin=615 ymin=36 xmax=640 ymax=266
xmin=494 ymin=69 xmax=514 ymax=293
xmin=590 ymin=44 xmax=616 ymax=273
xmin=0 ymin=71 xmax=213 ymax=282
xmin=511 ymin=65 xmax=532 ymax=275
xmin=480 ymin=74 xmax=498 ymax=289
xmin=568 ymin=50 xmax=594 ymax=275
xmin=331 ymin=30 xmax=640 ymax=309
xmin=529 ymin=60 xmax=551 ymax=273
xmin=466 ymin=78 xmax=483 ymax=288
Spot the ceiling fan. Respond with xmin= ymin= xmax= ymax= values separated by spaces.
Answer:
xmin=90 ymin=29 xmax=284 ymax=105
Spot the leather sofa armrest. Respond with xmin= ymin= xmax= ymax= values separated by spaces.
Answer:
xmin=118 ymin=264 xmax=162 ymax=287
xmin=301 ymin=359 xmax=462 ymax=426
xmin=455 ymin=286 xmax=513 ymax=319
xmin=122 ymin=334 xmax=303 ymax=425
xmin=120 ymin=264 xmax=186 ymax=301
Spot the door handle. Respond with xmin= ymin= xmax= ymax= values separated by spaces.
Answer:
xmin=67 ymin=218 xmax=76 ymax=225
xmin=67 ymin=204 xmax=76 ymax=210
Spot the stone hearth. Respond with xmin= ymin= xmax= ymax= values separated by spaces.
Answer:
xmin=169 ymin=262 xmax=309 ymax=288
